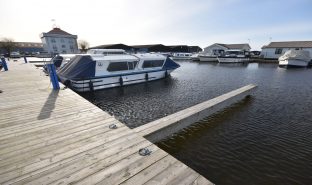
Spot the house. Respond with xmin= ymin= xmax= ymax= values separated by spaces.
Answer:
xmin=168 ymin=45 xmax=190 ymax=53
xmin=188 ymin=46 xmax=203 ymax=53
xmin=40 ymin=27 xmax=78 ymax=55
xmin=132 ymin=44 xmax=171 ymax=53
xmin=261 ymin=41 xmax=312 ymax=59
xmin=89 ymin=44 xmax=134 ymax=53
xmin=203 ymin=43 xmax=251 ymax=55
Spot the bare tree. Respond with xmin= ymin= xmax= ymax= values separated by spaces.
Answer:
xmin=0 ymin=38 xmax=15 ymax=57
xmin=78 ymin=40 xmax=89 ymax=53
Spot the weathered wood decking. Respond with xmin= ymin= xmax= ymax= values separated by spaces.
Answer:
xmin=0 ymin=60 xmax=213 ymax=185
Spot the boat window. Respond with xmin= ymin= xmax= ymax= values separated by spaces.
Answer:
xmin=107 ymin=62 xmax=129 ymax=72
xmin=275 ymin=48 xmax=283 ymax=54
xmin=128 ymin=61 xmax=138 ymax=70
xmin=142 ymin=60 xmax=164 ymax=68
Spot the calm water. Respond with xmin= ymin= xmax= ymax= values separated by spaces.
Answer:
xmin=81 ymin=61 xmax=312 ymax=185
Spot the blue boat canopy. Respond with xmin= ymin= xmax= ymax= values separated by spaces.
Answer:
xmin=57 ymin=55 xmax=96 ymax=81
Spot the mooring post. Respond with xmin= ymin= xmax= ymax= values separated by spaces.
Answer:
xmin=46 ymin=64 xmax=60 ymax=90
xmin=23 ymin=56 xmax=28 ymax=63
xmin=1 ymin=57 xmax=8 ymax=71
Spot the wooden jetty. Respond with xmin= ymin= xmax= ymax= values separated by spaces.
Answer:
xmin=134 ymin=84 xmax=256 ymax=143
xmin=0 ymin=60 xmax=213 ymax=185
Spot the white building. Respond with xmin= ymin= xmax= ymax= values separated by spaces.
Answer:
xmin=261 ymin=41 xmax=312 ymax=59
xmin=203 ymin=43 xmax=251 ymax=55
xmin=40 ymin=27 xmax=78 ymax=54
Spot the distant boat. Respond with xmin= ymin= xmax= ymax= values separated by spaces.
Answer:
xmin=171 ymin=53 xmax=192 ymax=60
xmin=278 ymin=50 xmax=311 ymax=68
xmin=10 ymin=52 xmax=21 ymax=58
xmin=190 ymin=53 xmax=200 ymax=61
xmin=198 ymin=54 xmax=218 ymax=62
xmin=57 ymin=53 xmax=180 ymax=92
xmin=217 ymin=50 xmax=249 ymax=63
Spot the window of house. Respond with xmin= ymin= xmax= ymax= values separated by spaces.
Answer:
xmin=70 ymin=45 xmax=74 ymax=49
xmin=295 ymin=48 xmax=300 ymax=50
xmin=51 ymin=38 xmax=56 ymax=43
xmin=52 ymin=45 xmax=57 ymax=50
xmin=142 ymin=60 xmax=164 ymax=68
xmin=62 ymin=45 xmax=66 ymax=48
xmin=275 ymin=48 xmax=283 ymax=54
xmin=61 ymin=39 xmax=64 ymax=43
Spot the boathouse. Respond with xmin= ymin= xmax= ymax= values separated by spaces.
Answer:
xmin=132 ymin=44 xmax=170 ymax=53
xmin=261 ymin=41 xmax=312 ymax=59
xmin=203 ymin=43 xmax=251 ymax=56
xmin=40 ymin=27 xmax=78 ymax=55
xmin=90 ymin=44 xmax=134 ymax=53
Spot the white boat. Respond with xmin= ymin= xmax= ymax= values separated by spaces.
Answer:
xmin=217 ymin=50 xmax=249 ymax=63
xmin=278 ymin=50 xmax=311 ymax=68
xmin=10 ymin=52 xmax=21 ymax=58
xmin=171 ymin=53 xmax=192 ymax=60
xmin=190 ymin=53 xmax=200 ymax=61
xmin=198 ymin=54 xmax=218 ymax=62
xmin=57 ymin=53 xmax=180 ymax=92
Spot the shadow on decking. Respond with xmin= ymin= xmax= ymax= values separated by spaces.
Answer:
xmin=37 ymin=90 xmax=59 ymax=120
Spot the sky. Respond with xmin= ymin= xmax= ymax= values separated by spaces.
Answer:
xmin=0 ymin=0 xmax=312 ymax=50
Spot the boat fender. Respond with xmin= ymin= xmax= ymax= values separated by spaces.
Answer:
xmin=145 ymin=73 xmax=149 ymax=81
xmin=119 ymin=76 xmax=123 ymax=86
xmin=89 ymin=81 xmax=94 ymax=91
xmin=64 ymin=80 xmax=71 ymax=88
xmin=165 ymin=70 xmax=168 ymax=77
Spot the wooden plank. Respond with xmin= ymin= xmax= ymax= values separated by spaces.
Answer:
xmin=167 ymin=168 xmax=200 ymax=185
xmin=192 ymin=175 xmax=214 ymax=185
xmin=143 ymin=160 xmax=189 ymax=185
xmin=120 ymin=155 xmax=177 ymax=185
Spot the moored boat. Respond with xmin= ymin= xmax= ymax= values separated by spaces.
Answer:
xmin=198 ymin=54 xmax=218 ymax=62
xmin=171 ymin=53 xmax=192 ymax=60
xmin=217 ymin=50 xmax=249 ymax=63
xmin=57 ymin=53 xmax=180 ymax=92
xmin=278 ymin=50 xmax=311 ymax=68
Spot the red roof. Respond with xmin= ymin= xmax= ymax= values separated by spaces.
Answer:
xmin=46 ymin=28 xmax=73 ymax=36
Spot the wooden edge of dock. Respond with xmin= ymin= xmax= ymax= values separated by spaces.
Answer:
xmin=133 ymin=84 xmax=257 ymax=143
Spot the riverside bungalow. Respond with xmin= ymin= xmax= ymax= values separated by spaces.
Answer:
xmin=261 ymin=41 xmax=312 ymax=59
xmin=203 ymin=43 xmax=251 ymax=56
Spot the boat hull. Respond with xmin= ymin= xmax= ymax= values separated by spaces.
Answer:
xmin=63 ymin=70 xmax=173 ymax=92
xmin=278 ymin=59 xmax=308 ymax=67
xmin=217 ymin=57 xmax=249 ymax=63
xmin=171 ymin=57 xmax=192 ymax=60
xmin=198 ymin=56 xmax=218 ymax=62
